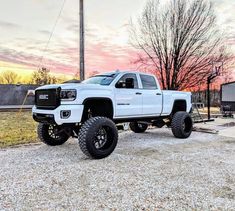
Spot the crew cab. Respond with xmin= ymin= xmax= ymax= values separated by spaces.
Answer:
xmin=32 ymin=71 xmax=193 ymax=159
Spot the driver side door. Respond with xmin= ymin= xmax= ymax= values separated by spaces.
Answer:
xmin=114 ymin=73 xmax=142 ymax=117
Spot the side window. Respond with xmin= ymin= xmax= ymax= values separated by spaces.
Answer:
xmin=116 ymin=73 xmax=139 ymax=89
xmin=140 ymin=75 xmax=158 ymax=90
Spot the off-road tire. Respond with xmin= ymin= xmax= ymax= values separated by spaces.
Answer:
xmin=37 ymin=123 xmax=70 ymax=146
xmin=171 ymin=111 xmax=193 ymax=139
xmin=78 ymin=117 xmax=118 ymax=159
xmin=130 ymin=122 xmax=148 ymax=133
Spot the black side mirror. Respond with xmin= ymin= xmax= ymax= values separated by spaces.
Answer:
xmin=125 ymin=78 xmax=134 ymax=89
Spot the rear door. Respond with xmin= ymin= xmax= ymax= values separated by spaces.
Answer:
xmin=114 ymin=73 xmax=142 ymax=117
xmin=140 ymin=74 xmax=163 ymax=115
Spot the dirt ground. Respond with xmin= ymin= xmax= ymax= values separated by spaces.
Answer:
xmin=0 ymin=128 xmax=234 ymax=210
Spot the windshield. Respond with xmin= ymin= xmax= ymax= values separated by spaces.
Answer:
xmin=82 ymin=73 xmax=118 ymax=86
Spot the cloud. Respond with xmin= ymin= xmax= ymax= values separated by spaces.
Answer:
xmin=0 ymin=36 xmax=139 ymax=78
xmin=85 ymin=41 xmax=138 ymax=73
xmin=0 ymin=46 xmax=78 ymax=75
xmin=0 ymin=8 xmax=139 ymax=77
xmin=0 ymin=21 xmax=21 ymax=29
xmin=66 ymin=23 xmax=79 ymax=32
xmin=38 ymin=30 xmax=51 ymax=35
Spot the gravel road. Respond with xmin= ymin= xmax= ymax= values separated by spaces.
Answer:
xmin=0 ymin=128 xmax=235 ymax=210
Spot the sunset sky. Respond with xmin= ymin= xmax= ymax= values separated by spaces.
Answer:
xmin=0 ymin=0 xmax=235 ymax=79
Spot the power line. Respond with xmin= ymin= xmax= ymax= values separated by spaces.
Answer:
xmin=37 ymin=0 xmax=67 ymax=70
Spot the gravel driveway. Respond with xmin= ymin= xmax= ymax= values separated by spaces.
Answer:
xmin=0 ymin=128 xmax=235 ymax=210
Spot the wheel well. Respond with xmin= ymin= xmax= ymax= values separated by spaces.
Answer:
xmin=82 ymin=98 xmax=114 ymax=121
xmin=171 ymin=100 xmax=187 ymax=115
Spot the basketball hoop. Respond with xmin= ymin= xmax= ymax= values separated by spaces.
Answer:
xmin=207 ymin=61 xmax=223 ymax=120
xmin=212 ymin=61 xmax=223 ymax=77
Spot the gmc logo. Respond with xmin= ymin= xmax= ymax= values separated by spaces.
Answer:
xmin=39 ymin=94 xmax=49 ymax=100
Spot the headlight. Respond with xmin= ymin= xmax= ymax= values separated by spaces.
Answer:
xmin=60 ymin=89 xmax=77 ymax=101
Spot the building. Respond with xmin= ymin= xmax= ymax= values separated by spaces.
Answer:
xmin=221 ymin=81 xmax=235 ymax=112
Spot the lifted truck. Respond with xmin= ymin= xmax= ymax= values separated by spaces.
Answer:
xmin=32 ymin=71 xmax=193 ymax=159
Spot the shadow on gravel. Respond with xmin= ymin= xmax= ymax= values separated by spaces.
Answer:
xmin=2 ymin=129 xmax=220 ymax=164
xmin=224 ymin=140 xmax=235 ymax=144
xmin=120 ymin=129 xmax=175 ymax=141
xmin=26 ymin=130 xmax=176 ymax=162
xmin=29 ymin=141 xmax=89 ymax=162
xmin=26 ymin=129 xmax=213 ymax=161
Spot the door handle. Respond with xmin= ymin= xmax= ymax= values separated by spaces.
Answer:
xmin=136 ymin=92 xmax=142 ymax=95
xmin=156 ymin=93 xmax=162 ymax=96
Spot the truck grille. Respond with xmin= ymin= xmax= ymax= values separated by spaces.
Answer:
xmin=35 ymin=88 xmax=60 ymax=110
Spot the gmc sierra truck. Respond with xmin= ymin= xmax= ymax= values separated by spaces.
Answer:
xmin=32 ymin=71 xmax=193 ymax=159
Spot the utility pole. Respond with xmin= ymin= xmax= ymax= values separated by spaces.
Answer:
xmin=79 ymin=0 xmax=85 ymax=81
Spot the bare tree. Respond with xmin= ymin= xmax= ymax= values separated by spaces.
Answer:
xmin=0 ymin=75 xmax=3 ymax=84
xmin=220 ymin=56 xmax=235 ymax=84
xmin=56 ymin=75 xmax=68 ymax=84
xmin=130 ymin=0 xmax=230 ymax=90
xmin=74 ymin=70 xmax=100 ymax=80
xmin=0 ymin=71 xmax=21 ymax=84
xmin=87 ymin=70 xmax=100 ymax=78
xmin=221 ymin=71 xmax=234 ymax=84
xmin=74 ymin=71 xmax=80 ymax=80
xmin=31 ymin=67 xmax=57 ymax=85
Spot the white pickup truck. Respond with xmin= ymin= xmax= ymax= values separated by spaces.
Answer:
xmin=32 ymin=71 xmax=193 ymax=159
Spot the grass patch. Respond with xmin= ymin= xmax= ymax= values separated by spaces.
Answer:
xmin=0 ymin=111 xmax=38 ymax=147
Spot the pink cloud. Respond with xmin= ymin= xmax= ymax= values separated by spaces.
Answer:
xmin=85 ymin=42 xmax=138 ymax=73
xmin=0 ymin=40 xmax=139 ymax=78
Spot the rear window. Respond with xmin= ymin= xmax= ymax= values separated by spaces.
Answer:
xmin=140 ymin=75 xmax=158 ymax=89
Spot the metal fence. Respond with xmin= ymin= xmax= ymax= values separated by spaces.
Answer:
xmin=192 ymin=90 xmax=220 ymax=107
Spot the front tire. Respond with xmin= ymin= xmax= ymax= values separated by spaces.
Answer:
xmin=37 ymin=123 xmax=70 ymax=146
xmin=130 ymin=122 xmax=148 ymax=133
xmin=171 ymin=112 xmax=193 ymax=139
xmin=78 ymin=117 xmax=118 ymax=159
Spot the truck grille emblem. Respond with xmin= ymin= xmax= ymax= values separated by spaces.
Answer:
xmin=39 ymin=94 xmax=49 ymax=100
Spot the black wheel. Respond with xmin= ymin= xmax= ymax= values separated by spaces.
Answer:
xmin=78 ymin=117 xmax=118 ymax=159
xmin=37 ymin=123 xmax=70 ymax=146
xmin=130 ymin=122 xmax=148 ymax=133
xmin=171 ymin=111 xmax=193 ymax=139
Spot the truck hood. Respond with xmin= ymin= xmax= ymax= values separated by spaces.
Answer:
xmin=36 ymin=83 xmax=112 ymax=91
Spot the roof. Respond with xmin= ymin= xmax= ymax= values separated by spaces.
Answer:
xmin=94 ymin=70 xmax=153 ymax=76
xmin=221 ymin=81 xmax=235 ymax=86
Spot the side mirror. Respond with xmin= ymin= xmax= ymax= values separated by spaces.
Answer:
xmin=125 ymin=78 xmax=134 ymax=89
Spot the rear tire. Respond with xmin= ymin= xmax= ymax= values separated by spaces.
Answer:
xmin=37 ymin=123 xmax=70 ymax=146
xmin=78 ymin=117 xmax=118 ymax=159
xmin=130 ymin=122 xmax=148 ymax=133
xmin=171 ymin=112 xmax=193 ymax=139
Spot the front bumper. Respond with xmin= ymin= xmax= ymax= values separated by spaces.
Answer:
xmin=32 ymin=105 xmax=84 ymax=125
